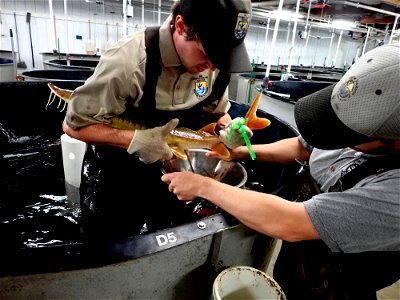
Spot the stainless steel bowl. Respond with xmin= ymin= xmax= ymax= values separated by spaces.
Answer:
xmin=161 ymin=149 xmax=247 ymax=188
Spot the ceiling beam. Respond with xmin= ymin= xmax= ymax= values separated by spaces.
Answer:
xmin=338 ymin=0 xmax=400 ymax=17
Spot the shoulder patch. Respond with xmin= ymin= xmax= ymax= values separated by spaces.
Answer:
xmin=235 ymin=13 xmax=251 ymax=39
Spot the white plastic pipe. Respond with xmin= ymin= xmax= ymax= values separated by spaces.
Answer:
xmin=141 ymin=0 xmax=145 ymax=28
xmin=265 ymin=0 xmax=285 ymax=78
xmin=48 ymin=0 xmax=57 ymax=50
xmin=158 ymin=0 xmax=161 ymax=26
xmin=287 ymin=0 xmax=301 ymax=73
xmin=389 ymin=16 xmax=399 ymax=44
xmin=123 ymin=0 xmax=127 ymax=37
xmin=262 ymin=18 xmax=270 ymax=65
xmin=63 ymin=0 xmax=69 ymax=60
xmin=362 ymin=27 xmax=371 ymax=56
xmin=283 ymin=20 xmax=291 ymax=65
xmin=333 ymin=30 xmax=343 ymax=68
xmin=61 ymin=134 xmax=87 ymax=188
xmin=327 ymin=30 xmax=335 ymax=67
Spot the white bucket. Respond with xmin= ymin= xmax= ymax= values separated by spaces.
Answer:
xmin=212 ymin=266 xmax=286 ymax=300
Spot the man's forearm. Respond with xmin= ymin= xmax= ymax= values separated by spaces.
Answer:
xmin=255 ymin=137 xmax=309 ymax=163
xmin=196 ymin=177 xmax=319 ymax=241
xmin=62 ymin=121 xmax=134 ymax=149
xmin=233 ymin=137 xmax=310 ymax=164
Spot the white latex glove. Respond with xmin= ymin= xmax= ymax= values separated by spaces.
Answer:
xmin=219 ymin=117 xmax=253 ymax=149
xmin=127 ymin=118 xmax=179 ymax=164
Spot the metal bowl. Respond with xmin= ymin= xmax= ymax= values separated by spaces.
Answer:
xmin=161 ymin=149 xmax=247 ymax=188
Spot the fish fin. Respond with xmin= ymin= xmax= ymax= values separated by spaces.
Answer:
xmin=244 ymin=92 xmax=271 ymax=130
xmin=171 ymin=147 xmax=188 ymax=160
xmin=198 ymin=122 xmax=218 ymax=135
xmin=210 ymin=143 xmax=231 ymax=159
xmin=110 ymin=117 xmax=144 ymax=131
xmin=47 ymin=83 xmax=74 ymax=102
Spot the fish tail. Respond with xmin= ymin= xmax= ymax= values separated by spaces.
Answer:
xmin=244 ymin=92 xmax=271 ymax=130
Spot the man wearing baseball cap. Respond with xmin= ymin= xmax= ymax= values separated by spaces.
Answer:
xmin=162 ymin=43 xmax=400 ymax=298
xmin=62 ymin=0 xmax=254 ymax=240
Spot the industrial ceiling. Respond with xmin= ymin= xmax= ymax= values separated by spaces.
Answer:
xmin=95 ymin=0 xmax=400 ymax=31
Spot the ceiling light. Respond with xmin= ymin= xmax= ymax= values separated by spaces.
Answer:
xmin=332 ymin=20 xmax=356 ymax=30
xmin=273 ymin=10 xmax=304 ymax=21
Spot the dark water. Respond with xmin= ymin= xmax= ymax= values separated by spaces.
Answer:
xmin=0 ymin=123 xmax=288 ymax=257
xmin=0 ymin=124 xmax=82 ymax=250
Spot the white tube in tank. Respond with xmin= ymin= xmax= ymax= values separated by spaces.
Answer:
xmin=61 ymin=133 xmax=87 ymax=188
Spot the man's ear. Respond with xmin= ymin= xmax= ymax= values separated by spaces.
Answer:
xmin=174 ymin=15 xmax=186 ymax=35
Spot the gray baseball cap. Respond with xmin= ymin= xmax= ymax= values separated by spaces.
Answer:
xmin=295 ymin=44 xmax=400 ymax=149
xmin=178 ymin=0 xmax=252 ymax=73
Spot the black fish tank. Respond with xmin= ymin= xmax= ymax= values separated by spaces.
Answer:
xmin=0 ymin=81 xmax=300 ymax=299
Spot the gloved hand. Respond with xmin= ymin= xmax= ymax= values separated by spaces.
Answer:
xmin=127 ymin=118 xmax=179 ymax=164
xmin=219 ymin=117 xmax=253 ymax=149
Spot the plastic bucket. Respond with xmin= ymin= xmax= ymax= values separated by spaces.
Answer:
xmin=212 ymin=266 xmax=286 ymax=300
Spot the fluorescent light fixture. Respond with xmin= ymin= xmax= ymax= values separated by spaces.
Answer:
xmin=273 ymin=9 xmax=304 ymax=21
xmin=332 ymin=20 xmax=356 ymax=30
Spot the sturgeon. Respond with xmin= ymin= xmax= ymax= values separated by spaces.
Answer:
xmin=47 ymin=83 xmax=271 ymax=159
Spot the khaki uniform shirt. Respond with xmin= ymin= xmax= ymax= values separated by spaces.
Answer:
xmin=65 ymin=17 xmax=230 ymax=130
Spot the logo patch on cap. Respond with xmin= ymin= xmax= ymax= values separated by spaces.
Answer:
xmin=339 ymin=77 xmax=358 ymax=99
xmin=194 ymin=75 xmax=208 ymax=98
xmin=234 ymin=13 xmax=250 ymax=39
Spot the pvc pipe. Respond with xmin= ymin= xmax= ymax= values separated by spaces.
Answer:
xmin=326 ymin=30 xmax=334 ymax=67
xmin=333 ymin=30 xmax=343 ymax=68
xmin=262 ymin=18 xmax=270 ymax=64
xmin=305 ymin=0 xmax=313 ymax=30
xmin=141 ymin=0 xmax=145 ymax=28
xmin=61 ymin=134 xmax=87 ymax=188
xmin=265 ymin=0 xmax=285 ymax=78
xmin=287 ymin=0 xmax=301 ymax=73
xmin=158 ymin=0 xmax=161 ymax=26
xmin=362 ymin=27 xmax=371 ymax=55
xmin=302 ymin=25 xmax=311 ymax=65
xmin=383 ymin=23 xmax=390 ymax=44
xmin=123 ymin=0 xmax=127 ymax=37
xmin=389 ymin=16 xmax=399 ymax=44
xmin=283 ymin=20 xmax=291 ymax=65
xmin=63 ymin=0 xmax=69 ymax=61
xmin=48 ymin=0 xmax=57 ymax=50
xmin=252 ymin=0 xmax=298 ymax=7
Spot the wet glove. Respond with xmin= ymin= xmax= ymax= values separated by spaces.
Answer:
xmin=219 ymin=117 xmax=253 ymax=149
xmin=127 ymin=118 xmax=179 ymax=164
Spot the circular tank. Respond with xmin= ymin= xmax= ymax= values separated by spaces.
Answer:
xmin=0 ymin=81 xmax=301 ymax=299
xmin=22 ymin=69 xmax=94 ymax=82
xmin=43 ymin=59 xmax=98 ymax=71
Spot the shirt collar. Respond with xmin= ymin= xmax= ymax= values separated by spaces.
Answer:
xmin=159 ymin=15 xmax=182 ymax=68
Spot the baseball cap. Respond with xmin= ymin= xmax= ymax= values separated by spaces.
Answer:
xmin=178 ymin=0 xmax=252 ymax=73
xmin=294 ymin=43 xmax=400 ymax=149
